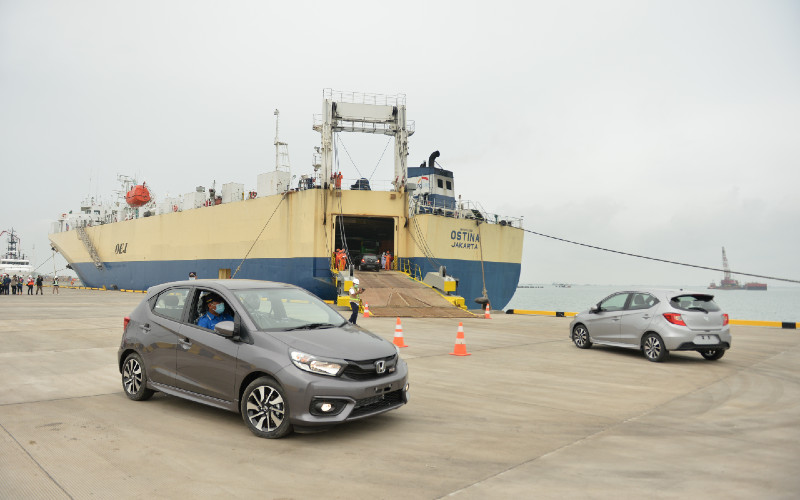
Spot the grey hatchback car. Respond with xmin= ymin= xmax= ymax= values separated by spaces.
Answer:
xmin=568 ymin=289 xmax=731 ymax=362
xmin=118 ymin=279 xmax=409 ymax=438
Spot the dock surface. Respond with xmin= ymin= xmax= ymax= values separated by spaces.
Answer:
xmin=1 ymin=288 xmax=798 ymax=499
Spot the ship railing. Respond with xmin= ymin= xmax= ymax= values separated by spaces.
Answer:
xmin=456 ymin=199 xmax=524 ymax=228
xmin=320 ymin=177 xmax=398 ymax=192
xmin=407 ymin=197 xmax=523 ymax=228
xmin=397 ymin=258 xmax=423 ymax=281
xmin=322 ymin=88 xmax=407 ymax=107
xmin=312 ymin=115 xmax=415 ymax=136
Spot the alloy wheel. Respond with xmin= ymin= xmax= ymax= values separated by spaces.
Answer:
xmin=245 ymin=385 xmax=286 ymax=432
xmin=572 ymin=325 xmax=592 ymax=349
xmin=123 ymin=357 xmax=143 ymax=395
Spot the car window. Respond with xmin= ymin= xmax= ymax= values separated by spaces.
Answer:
xmin=234 ymin=288 xmax=346 ymax=331
xmin=670 ymin=294 xmax=721 ymax=312
xmin=152 ymin=288 xmax=190 ymax=321
xmin=628 ymin=293 xmax=658 ymax=311
xmin=599 ymin=293 xmax=629 ymax=312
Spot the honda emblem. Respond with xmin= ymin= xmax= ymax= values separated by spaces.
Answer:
xmin=375 ymin=360 xmax=386 ymax=374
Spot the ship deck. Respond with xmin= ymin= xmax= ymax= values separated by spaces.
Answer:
xmin=2 ymin=288 xmax=798 ymax=498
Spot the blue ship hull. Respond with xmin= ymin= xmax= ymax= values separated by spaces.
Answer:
xmin=70 ymin=257 xmax=521 ymax=310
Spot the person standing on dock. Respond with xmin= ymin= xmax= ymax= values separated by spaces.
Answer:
xmin=52 ymin=276 xmax=59 ymax=294
xmin=348 ymin=278 xmax=363 ymax=325
xmin=27 ymin=276 xmax=34 ymax=295
xmin=35 ymin=275 xmax=43 ymax=295
xmin=380 ymin=252 xmax=386 ymax=270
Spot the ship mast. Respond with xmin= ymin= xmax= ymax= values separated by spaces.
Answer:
xmin=274 ymin=109 xmax=291 ymax=173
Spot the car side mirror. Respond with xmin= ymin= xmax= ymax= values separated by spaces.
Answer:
xmin=589 ymin=305 xmax=600 ymax=313
xmin=215 ymin=320 xmax=235 ymax=338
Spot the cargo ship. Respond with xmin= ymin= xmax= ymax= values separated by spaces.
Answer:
xmin=48 ymin=90 xmax=524 ymax=309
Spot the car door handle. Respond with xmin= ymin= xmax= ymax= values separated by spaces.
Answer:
xmin=140 ymin=324 xmax=150 ymax=333
xmin=178 ymin=338 xmax=192 ymax=349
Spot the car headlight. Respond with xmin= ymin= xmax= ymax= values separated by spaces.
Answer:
xmin=290 ymin=351 xmax=344 ymax=377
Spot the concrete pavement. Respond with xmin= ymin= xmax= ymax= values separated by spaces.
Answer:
xmin=1 ymin=288 xmax=798 ymax=499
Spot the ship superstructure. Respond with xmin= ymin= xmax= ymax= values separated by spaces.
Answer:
xmin=49 ymin=90 xmax=524 ymax=308
xmin=0 ymin=229 xmax=33 ymax=276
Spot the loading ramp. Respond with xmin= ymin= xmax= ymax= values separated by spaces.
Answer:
xmin=353 ymin=270 xmax=473 ymax=318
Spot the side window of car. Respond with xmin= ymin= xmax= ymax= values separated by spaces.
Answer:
xmin=599 ymin=293 xmax=629 ymax=312
xmin=628 ymin=293 xmax=657 ymax=310
xmin=152 ymin=288 xmax=190 ymax=321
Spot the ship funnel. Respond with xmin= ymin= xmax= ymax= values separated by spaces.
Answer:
xmin=428 ymin=151 xmax=440 ymax=169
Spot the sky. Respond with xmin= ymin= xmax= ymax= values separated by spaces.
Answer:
xmin=1 ymin=0 xmax=799 ymax=287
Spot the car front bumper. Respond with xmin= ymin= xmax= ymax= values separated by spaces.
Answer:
xmin=278 ymin=359 xmax=409 ymax=431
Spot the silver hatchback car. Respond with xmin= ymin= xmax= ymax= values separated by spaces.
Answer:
xmin=569 ymin=290 xmax=731 ymax=362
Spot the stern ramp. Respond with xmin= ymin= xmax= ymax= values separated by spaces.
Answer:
xmin=354 ymin=270 xmax=472 ymax=318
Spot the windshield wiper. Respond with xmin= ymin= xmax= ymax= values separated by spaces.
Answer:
xmin=284 ymin=322 xmax=338 ymax=331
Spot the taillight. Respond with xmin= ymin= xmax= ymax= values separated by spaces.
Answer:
xmin=123 ymin=316 xmax=130 ymax=332
xmin=663 ymin=313 xmax=686 ymax=326
xmin=361 ymin=258 xmax=365 ymax=263
xmin=723 ymin=314 xmax=729 ymax=326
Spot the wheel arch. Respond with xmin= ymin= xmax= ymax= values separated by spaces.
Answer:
xmin=118 ymin=348 xmax=140 ymax=373
xmin=237 ymin=371 xmax=279 ymax=411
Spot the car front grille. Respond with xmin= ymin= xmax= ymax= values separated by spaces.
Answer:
xmin=350 ymin=390 xmax=404 ymax=418
xmin=341 ymin=355 xmax=397 ymax=381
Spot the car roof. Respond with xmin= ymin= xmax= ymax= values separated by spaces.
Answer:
xmin=145 ymin=279 xmax=297 ymax=296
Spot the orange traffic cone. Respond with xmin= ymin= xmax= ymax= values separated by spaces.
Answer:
xmin=393 ymin=317 xmax=408 ymax=348
xmin=363 ymin=303 xmax=371 ymax=318
xmin=484 ymin=303 xmax=492 ymax=319
xmin=450 ymin=322 xmax=471 ymax=356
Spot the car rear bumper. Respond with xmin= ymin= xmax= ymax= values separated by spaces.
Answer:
xmin=674 ymin=340 xmax=731 ymax=351
xmin=661 ymin=328 xmax=732 ymax=351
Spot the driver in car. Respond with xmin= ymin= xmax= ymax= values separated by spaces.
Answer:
xmin=197 ymin=293 xmax=234 ymax=330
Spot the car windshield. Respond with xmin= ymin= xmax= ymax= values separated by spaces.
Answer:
xmin=670 ymin=294 xmax=721 ymax=313
xmin=233 ymin=288 xmax=347 ymax=331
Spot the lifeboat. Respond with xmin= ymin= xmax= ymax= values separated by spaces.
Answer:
xmin=125 ymin=183 xmax=151 ymax=207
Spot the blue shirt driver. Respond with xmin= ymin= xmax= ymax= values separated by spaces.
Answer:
xmin=197 ymin=293 xmax=234 ymax=330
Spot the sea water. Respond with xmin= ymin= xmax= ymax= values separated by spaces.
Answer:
xmin=506 ymin=285 xmax=800 ymax=322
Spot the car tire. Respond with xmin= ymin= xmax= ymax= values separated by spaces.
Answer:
xmin=642 ymin=333 xmax=668 ymax=362
xmin=241 ymin=376 xmax=293 ymax=439
xmin=572 ymin=324 xmax=592 ymax=349
xmin=699 ymin=349 xmax=725 ymax=361
xmin=122 ymin=352 xmax=155 ymax=401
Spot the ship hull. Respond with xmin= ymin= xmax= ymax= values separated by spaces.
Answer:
xmin=50 ymin=189 xmax=523 ymax=309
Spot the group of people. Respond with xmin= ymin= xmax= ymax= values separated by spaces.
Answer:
xmin=1 ymin=274 xmax=48 ymax=295
xmin=331 ymin=171 xmax=343 ymax=189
